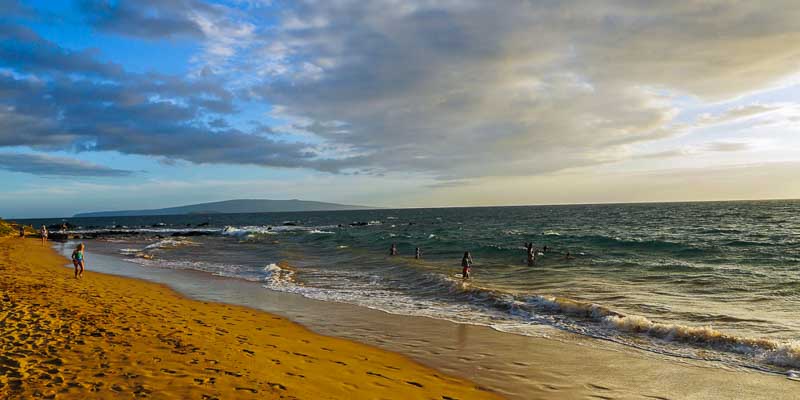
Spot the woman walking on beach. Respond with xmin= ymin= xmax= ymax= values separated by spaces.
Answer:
xmin=72 ymin=243 xmax=85 ymax=279
xmin=461 ymin=251 xmax=473 ymax=280
xmin=40 ymin=225 xmax=48 ymax=245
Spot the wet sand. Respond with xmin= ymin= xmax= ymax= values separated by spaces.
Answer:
xmin=53 ymin=240 xmax=800 ymax=400
xmin=0 ymin=238 xmax=501 ymax=399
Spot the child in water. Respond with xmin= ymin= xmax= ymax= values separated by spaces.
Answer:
xmin=72 ymin=243 xmax=85 ymax=279
xmin=461 ymin=251 xmax=473 ymax=279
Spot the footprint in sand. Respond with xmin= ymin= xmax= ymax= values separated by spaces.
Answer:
xmin=366 ymin=371 xmax=392 ymax=380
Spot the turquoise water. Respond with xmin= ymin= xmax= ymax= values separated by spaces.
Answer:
xmin=26 ymin=200 xmax=800 ymax=373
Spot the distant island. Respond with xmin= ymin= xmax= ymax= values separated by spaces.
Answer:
xmin=73 ymin=199 xmax=374 ymax=217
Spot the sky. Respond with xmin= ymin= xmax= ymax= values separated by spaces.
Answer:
xmin=2 ymin=0 xmax=800 ymax=218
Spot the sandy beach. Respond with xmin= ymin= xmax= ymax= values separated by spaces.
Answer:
xmin=0 ymin=237 xmax=501 ymax=399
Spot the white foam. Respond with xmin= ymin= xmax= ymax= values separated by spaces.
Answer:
xmin=602 ymin=314 xmax=800 ymax=368
xmin=263 ymin=263 xmax=296 ymax=286
xmin=222 ymin=225 xmax=336 ymax=238
xmin=144 ymin=238 xmax=197 ymax=250
xmin=119 ymin=248 xmax=142 ymax=255
xmin=126 ymin=258 xmax=268 ymax=282
xmin=68 ymin=227 xmax=220 ymax=234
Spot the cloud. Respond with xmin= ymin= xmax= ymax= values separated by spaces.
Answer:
xmin=248 ymin=0 xmax=800 ymax=179
xmin=3 ymin=1 xmax=800 ymax=181
xmin=0 ymin=25 xmax=124 ymax=78
xmin=0 ymin=0 xmax=32 ymax=18
xmin=0 ymin=29 xmax=356 ymax=172
xmin=634 ymin=149 xmax=692 ymax=160
xmin=634 ymin=141 xmax=751 ymax=160
xmin=0 ymin=153 xmax=133 ymax=177
xmin=78 ymin=0 xmax=206 ymax=39
xmin=704 ymin=142 xmax=751 ymax=152
xmin=697 ymin=104 xmax=782 ymax=126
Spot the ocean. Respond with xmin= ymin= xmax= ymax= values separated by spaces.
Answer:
xmin=24 ymin=200 xmax=800 ymax=376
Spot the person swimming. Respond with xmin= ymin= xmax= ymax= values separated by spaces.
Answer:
xmin=526 ymin=242 xmax=536 ymax=266
xmin=415 ymin=247 xmax=422 ymax=259
xmin=461 ymin=251 xmax=473 ymax=279
xmin=390 ymin=243 xmax=398 ymax=256
xmin=72 ymin=243 xmax=85 ymax=279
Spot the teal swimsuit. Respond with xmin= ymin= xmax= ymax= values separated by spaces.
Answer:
xmin=73 ymin=250 xmax=84 ymax=261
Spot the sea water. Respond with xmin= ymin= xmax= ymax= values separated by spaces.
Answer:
xmin=25 ymin=200 xmax=800 ymax=374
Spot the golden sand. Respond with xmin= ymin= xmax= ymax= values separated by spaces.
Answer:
xmin=0 ymin=238 xmax=503 ymax=399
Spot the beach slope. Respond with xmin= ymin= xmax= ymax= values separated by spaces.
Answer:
xmin=0 ymin=238 xmax=501 ymax=399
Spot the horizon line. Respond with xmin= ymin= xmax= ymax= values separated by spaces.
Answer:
xmin=8 ymin=196 xmax=800 ymax=220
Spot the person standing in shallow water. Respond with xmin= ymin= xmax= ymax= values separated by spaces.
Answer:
xmin=461 ymin=251 xmax=473 ymax=280
xmin=415 ymin=247 xmax=422 ymax=259
xmin=526 ymin=242 xmax=536 ymax=266
xmin=390 ymin=243 xmax=398 ymax=256
xmin=72 ymin=243 xmax=85 ymax=279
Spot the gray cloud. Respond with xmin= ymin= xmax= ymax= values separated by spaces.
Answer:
xmin=0 ymin=28 xmax=354 ymax=172
xmin=248 ymin=0 xmax=800 ymax=179
xmin=0 ymin=25 xmax=124 ymax=78
xmin=0 ymin=153 xmax=133 ymax=177
xmin=697 ymin=104 xmax=782 ymax=126
xmin=78 ymin=0 xmax=206 ymax=39
xmin=0 ymin=0 xmax=31 ymax=18
xmin=3 ymin=1 xmax=800 ymax=180
xmin=704 ymin=142 xmax=751 ymax=152
xmin=634 ymin=149 xmax=691 ymax=160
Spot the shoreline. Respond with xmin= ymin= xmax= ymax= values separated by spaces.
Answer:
xmin=0 ymin=238 xmax=502 ymax=399
xmin=47 ymin=239 xmax=800 ymax=399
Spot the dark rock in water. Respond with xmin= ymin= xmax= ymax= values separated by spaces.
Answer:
xmin=47 ymin=232 xmax=71 ymax=240
xmin=47 ymin=222 xmax=76 ymax=231
xmin=350 ymin=221 xmax=369 ymax=226
xmin=196 ymin=222 xmax=210 ymax=227
xmin=282 ymin=222 xmax=297 ymax=226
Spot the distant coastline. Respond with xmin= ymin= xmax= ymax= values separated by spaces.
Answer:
xmin=74 ymin=199 xmax=375 ymax=218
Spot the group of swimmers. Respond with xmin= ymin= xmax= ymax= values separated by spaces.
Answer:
xmin=389 ymin=242 xmax=573 ymax=280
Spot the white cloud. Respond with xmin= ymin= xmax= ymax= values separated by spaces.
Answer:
xmin=246 ymin=0 xmax=800 ymax=180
